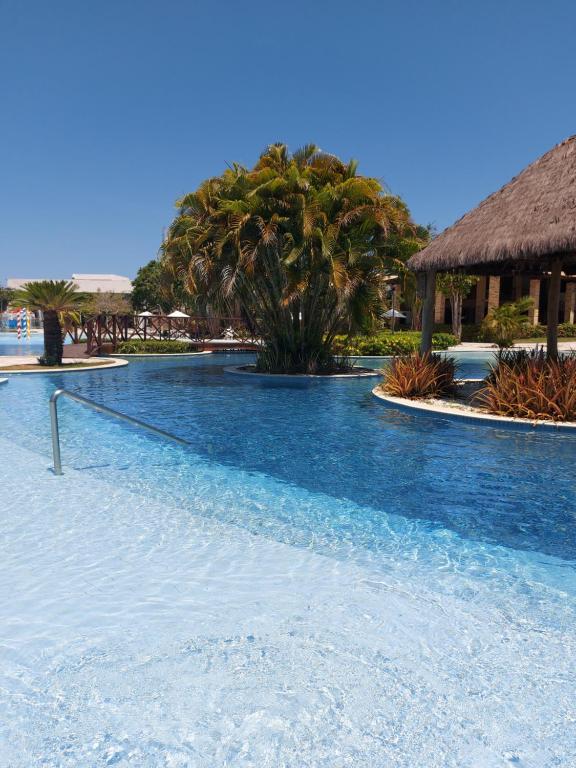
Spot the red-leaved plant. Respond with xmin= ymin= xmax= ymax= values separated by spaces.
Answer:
xmin=381 ymin=352 xmax=457 ymax=399
xmin=474 ymin=349 xmax=576 ymax=421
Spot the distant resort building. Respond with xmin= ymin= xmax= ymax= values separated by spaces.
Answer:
xmin=6 ymin=274 xmax=133 ymax=294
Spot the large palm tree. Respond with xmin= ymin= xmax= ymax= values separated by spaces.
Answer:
xmin=163 ymin=144 xmax=418 ymax=373
xmin=10 ymin=280 xmax=88 ymax=365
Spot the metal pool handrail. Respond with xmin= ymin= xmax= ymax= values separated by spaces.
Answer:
xmin=49 ymin=388 xmax=189 ymax=475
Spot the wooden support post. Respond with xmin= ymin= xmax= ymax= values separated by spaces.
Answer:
xmin=434 ymin=291 xmax=446 ymax=324
xmin=420 ymin=270 xmax=436 ymax=355
xmin=474 ymin=276 xmax=487 ymax=324
xmin=528 ymin=279 xmax=541 ymax=325
xmin=487 ymin=276 xmax=501 ymax=311
xmin=564 ymin=281 xmax=576 ymax=324
xmin=547 ymin=258 xmax=562 ymax=359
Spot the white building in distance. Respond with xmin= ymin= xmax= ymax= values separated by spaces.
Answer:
xmin=6 ymin=274 xmax=133 ymax=294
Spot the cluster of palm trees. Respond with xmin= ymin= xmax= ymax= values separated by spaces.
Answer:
xmin=162 ymin=143 xmax=423 ymax=373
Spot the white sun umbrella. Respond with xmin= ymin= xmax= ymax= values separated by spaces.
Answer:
xmin=383 ymin=309 xmax=406 ymax=319
xmin=138 ymin=310 xmax=154 ymax=316
xmin=167 ymin=310 xmax=190 ymax=318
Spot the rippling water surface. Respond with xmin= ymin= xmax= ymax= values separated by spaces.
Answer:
xmin=1 ymin=351 xmax=575 ymax=767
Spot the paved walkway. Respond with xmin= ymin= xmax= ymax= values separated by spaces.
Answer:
xmin=449 ymin=341 xmax=576 ymax=352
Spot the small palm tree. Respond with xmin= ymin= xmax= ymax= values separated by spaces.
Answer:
xmin=482 ymin=297 xmax=534 ymax=348
xmin=10 ymin=280 xmax=88 ymax=365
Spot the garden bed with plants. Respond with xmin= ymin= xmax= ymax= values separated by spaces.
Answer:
xmin=0 ymin=359 xmax=128 ymax=374
xmin=374 ymin=349 xmax=576 ymax=426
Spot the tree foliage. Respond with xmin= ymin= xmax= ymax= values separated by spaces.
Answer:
xmin=389 ymin=224 xmax=432 ymax=330
xmin=436 ymin=272 xmax=478 ymax=340
xmin=131 ymin=260 xmax=169 ymax=313
xmin=131 ymin=259 xmax=194 ymax=314
xmin=163 ymin=143 xmax=419 ymax=373
xmin=88 ymin=291 xmax=132 ymax=316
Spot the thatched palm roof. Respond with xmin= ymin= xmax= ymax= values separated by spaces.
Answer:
xmin=408 ymin=136 xmax=576 ymax=274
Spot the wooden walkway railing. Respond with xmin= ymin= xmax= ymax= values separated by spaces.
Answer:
xmin=64 ymin=315 xmax=259 ymax=354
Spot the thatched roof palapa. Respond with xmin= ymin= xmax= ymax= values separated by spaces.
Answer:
xmin=408 ymin=135 xmax=576 ymax=274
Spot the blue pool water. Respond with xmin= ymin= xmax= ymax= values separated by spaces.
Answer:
xmin=1 ymin=350 xmax=575 ymax=766
xmin=0 ymin=330 xmax=44 ymax=355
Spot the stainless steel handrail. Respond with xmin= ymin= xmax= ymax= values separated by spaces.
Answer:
xmin=49 ymin=388 xmax=189 ymax=475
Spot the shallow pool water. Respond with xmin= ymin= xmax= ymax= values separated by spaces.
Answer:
xmin=0 ymin=330 xmax=44 ymax=356
xmin=1 ymin=352 xmax=575 ymax=766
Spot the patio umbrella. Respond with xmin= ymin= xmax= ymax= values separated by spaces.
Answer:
xmin=167 ymin=310 xmax=190 ymax=318
xmin=138 ymin=310 xmax=154 ymax=317
xmin=383 ymin=307 xmax=406 ymax=334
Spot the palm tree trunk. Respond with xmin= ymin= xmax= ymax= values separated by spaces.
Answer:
xmin=43 ymin=310 xmax=63 ymax=365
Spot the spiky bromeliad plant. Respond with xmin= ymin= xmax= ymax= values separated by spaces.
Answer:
xmin=475 ymin=349 xmax=576 ymax=421
xmin=10 ymin=280 xmax=88 ymax=365
xmin=381 ymin=352 xmax=457 ymax=399
xmin=162 ymin=143 xmax=419 ymax=374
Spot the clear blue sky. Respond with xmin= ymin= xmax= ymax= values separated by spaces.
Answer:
xmin=1 ymin=0 xmax=575 ymax=280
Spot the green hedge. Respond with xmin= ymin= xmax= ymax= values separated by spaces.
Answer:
xmin=512 ymin=323 xmax=576 ymax=338
xmin=559 ymin=323 xmax=576 ymax=337
xmin=116 ymin=339 xmax=199 ymax=354
xmin=333 ymin=331 xmax=458 ymax=357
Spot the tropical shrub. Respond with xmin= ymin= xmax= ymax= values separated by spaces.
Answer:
xmin=559 ymin=323 xmax=576 ymax=337
xmin=116 ymin=340 xmax=198 ymax=354
xmin=515 ymin=322 xmax=546 ymax=339
xmin=163 ymin=143 xmax=422 ymax=374
xmin=333 ymin=331 xmax=457 ymax=356
xmin=475 ymin=349 xmax=576 ymax=421
xmin=481 ymin=297 xmax=534 ymax=347
xmin=431 ymin=332 xmax=458 ymax=349
xmin=381 ymin=352 xmax=457 ymax=398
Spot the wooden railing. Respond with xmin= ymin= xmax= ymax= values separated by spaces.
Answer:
xmin=64 ymin=315 xmax=258 ymax=354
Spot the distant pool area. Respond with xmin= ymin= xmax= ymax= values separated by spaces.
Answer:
xmin=1 ymin=350 xmax=575 ymax=765
xmin=0 ymin=330 xmax=45 ymax=355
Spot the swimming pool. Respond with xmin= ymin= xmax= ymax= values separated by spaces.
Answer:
xmin=1 ymin=352 xmax=575 ymax=766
